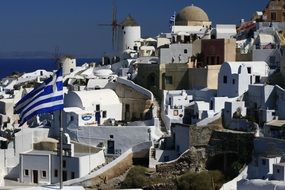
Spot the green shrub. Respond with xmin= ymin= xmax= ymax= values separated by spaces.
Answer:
xmin=177 ymin=170 xmax=225 ymax=190
xmin=121 ymin=166 xmax=148 ymax=188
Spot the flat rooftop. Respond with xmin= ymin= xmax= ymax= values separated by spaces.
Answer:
xmin=29 ymin=140 xmax=102 ymax=157
xmin=266 ymin=120 xmax=285 ymax=127
xmin=23 ymin=149 xmax=98 ymax=158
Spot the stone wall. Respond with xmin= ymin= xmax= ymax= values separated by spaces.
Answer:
xmin=207 ymin=130 xmax=255 ymax=163
xmin=156 ymin=128 xmax=255 ymax=175
xmin=80 ymin=153 xmax=133 ymax=188
xmin=190 ymin=125 xmax=222 ymax=147
xmin=156 ymin=147 xmax=207 ymax=175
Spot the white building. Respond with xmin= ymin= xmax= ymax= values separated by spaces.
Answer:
xmin=64 ymin=89 xmax=122 ymax=126
xmin=252 ymin=33 xmax=282 ymax=69
xmin=161 ymin=90 xmax=193 ymax=132
xmin=159 ymin=43 xmax=192 ymax=64
xmin=247 ymin=84 xmax=277 ymax=124
xmin=276 ymin=85 xmax=285 ymax=119
xmin=0 ymin=128 xmax=51 ymax=184
xmin=217 ymin=61 xmax=269 ymax=98
xmin=213 ymin=24 xmax=237 ymax=39
xmin=19 ymin=70 xmax=52 ymax=80
xmin=118 ymin=16 xmax=141 ymax=55
xmin=57 ymin=56 xmax=77 ymax=76
xmin=150 ymin=124 xmax=190 ymax=164
xmin=223 ymin=100 xmax=247 ymax=129
xmin=264 ymin=120 xmax=285 ymax=139
xmin=0 ymin=98 xmax=16 ymax=129
xmin=138 ymin=37 xmax=157 ymax=57
xmin=245 ymin=84 xmax=285 ymax=127
xmin=161 ymin=89 xmax=218 ymax=132
xmin=51 ymin=78 xmax=162 ymax=155
xmin=189 ymin=101 xmax=214 ymax=124
xmin=273 ymin=163 xmax=285 ymax=181
xmin=250 ymin=156 xmax=282 ymax=180
xmin=20 ymin=136 xmax=105 ymax=185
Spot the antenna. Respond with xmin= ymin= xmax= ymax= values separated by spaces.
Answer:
xmin=98 ymin=0 xmax=120 ymax=49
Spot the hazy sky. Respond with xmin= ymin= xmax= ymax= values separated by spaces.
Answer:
xmin=0 ymin=0 xmax=269 ymax=58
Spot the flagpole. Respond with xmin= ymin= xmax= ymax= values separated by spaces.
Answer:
xmin=60 ymin=109 xmax=63 ymax=189
xmin=59 ymin=65 xmax=63 ymax=190
xmin=173 ymin=11 xmax=176 ymax=27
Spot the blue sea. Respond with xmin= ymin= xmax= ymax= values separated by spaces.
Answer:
xmin=0 ymin=58 xmax=100 ymax=79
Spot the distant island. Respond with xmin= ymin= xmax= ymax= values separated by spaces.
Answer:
xmin=0 ymin=51 xmax=98 ymax=59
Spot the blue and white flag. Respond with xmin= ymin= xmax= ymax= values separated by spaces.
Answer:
xmin=14 ymin=69 xmax=64 ymax=125
xmin=169 ymin=11 xmax=176 ymax=30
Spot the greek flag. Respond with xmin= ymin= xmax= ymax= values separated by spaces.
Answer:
xmin=14 ymin=69 xmax=64 ymax=125
xmin=169 ymin=11 xmax=176 ymax=30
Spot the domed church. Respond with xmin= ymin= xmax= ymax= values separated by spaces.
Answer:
xmin=175 ymin=5 xmax=212 ymax=27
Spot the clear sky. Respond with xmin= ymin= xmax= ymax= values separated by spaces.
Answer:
xmin=0 ymin=0 xmax=269 ymax=58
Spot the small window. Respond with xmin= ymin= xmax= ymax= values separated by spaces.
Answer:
xmin=110 ymin=135 xmax=114 ymax=139
xmin=63 ymin=160 xmax=66 ymax=168
xmin=262 ymin=159 xmax=266 ymax=165
xmin=277 ymin=169 xmax=280 ymax=173
xmin=232 ymin=79 xmax=235 ymax=84
xmin=71 ymin=172 xmax=75 ymax=179
xmin=70 ymin=68 xmax=74 ymax=73
xmin=217 ymin=56 xmax=220 ymax=64
xmin=54 ymin=169 xmax=58 ymax=177
xmin=247 ymin=67 xmax=251 ymax=74
xmin=24 ymin=169 xmax=29 ymax=176
xmin=269 ymin=56 xmax=275 ymax=64
xmin=70 ymin=116 xmax=74 ymax=122
xmin=255 ymin=76 xmax=260 ymax=83
xmin=210 ymin=101 xmax=214 ymax=110
xmin=41 ymin=171 xmax=47 ymax=178
xmin=271 ymin=12 xmax=277 ymax=21
xmin=165 ymin=76 xmax=173 ymax=84
xmin=96 ymin=104 xmax=100 ymax=111
xmin=223 ymin=76 xmax=227 ymax=83
xmin=211 ymin=56 xmax=215 ymax=65
xmin=125 ymin=104 xmax=130 ymax=112
xmin=103 ymin=111 xmax=107 ymax=118
xmin=184 ymin=49 xmax=188 ymax=54
xmin=176 ymin=145 xmax=180 ymax=152
xmin=164 ymin=156 xmax=169 ymax=162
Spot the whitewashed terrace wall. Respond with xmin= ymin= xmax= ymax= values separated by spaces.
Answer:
xmin=63 ymin=141 xmax=152 ymax=186
xmin=196 ymin=112 xmax=221 ymax=126
xmin=219 ymin=166 xmax=248 ymax=190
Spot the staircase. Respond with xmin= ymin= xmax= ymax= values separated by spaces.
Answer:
xmin=152 ymin=97 xmax=167 ymax=133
